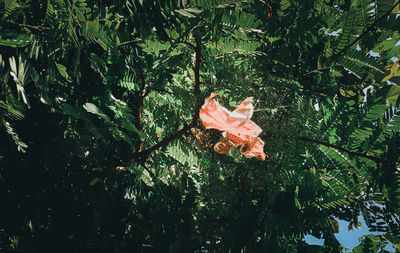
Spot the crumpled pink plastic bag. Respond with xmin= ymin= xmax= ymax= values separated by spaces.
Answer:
xmin=228 ymin=120 xmax=262 ymax=147
xmin=240 ymin=136 xmax=266 ymax=161
xmin=199 ymin=92 xmax=266 ymax=160
xmin=213 ymin=139 xmax=234 ymax=154
xmin=200 ymin=93 xmax=254 ymax=131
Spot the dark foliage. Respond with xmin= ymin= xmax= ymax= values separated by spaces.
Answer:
xmin=1 ymin=0 xmax=400 ymax=252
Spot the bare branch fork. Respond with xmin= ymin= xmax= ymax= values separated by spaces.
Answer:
xmin=125 ymin=34 xmax=202 ymax=163
xmin=263 ymin=134 xmax=383 ymax=164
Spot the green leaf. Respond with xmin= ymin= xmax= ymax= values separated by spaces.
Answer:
xmin=386 ymin=85 xmax=400 ymax=105
xmin=0 ymin=33 xmax=32 ymax=47
xmin=184 ymin=8 xmax=202 ymax=13
xmin=175 ymin=9 xmax=196 ymax=18
xmin=55 ymin=63 xmax=70 ymax=81
xmin=375 ymin=34 xmax=400 ymax=58
xmin=9 ymin=55 xmax=30 ymax=108
xmin=83 ymin=103 xmax=110 ymax=120
xmin=3 ymin=120 xmax=27 ymax=152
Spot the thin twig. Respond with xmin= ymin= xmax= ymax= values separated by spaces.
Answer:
xmin=145 ymin=88 xmax=174 ymax=96
xmin=300 ymin=67 xmax=331 ymax=77
xmin=118 ymin=46 xmax=149 ymax=152
xmin=142 ymin=164 xmax=156 ymax=179
xmin=178 ymin=40 xmax=196 ymax=50
xmin=132 ymin=57 xmax=147 ymax=152
xmin=125 ymin=34 xmax=202 ymax=162
xmin=263 ymin=134 xmax=383 ymax=164
xmin=1 ymin=21 xmax=51 ymax=31
xmin=332 ymin=0 xmax=400 ymax=58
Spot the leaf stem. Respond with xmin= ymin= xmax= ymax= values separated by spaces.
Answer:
xmin=132 ymin=57 xmax=147 ymax=152
xmin=263 ymin=134 xmax=383 ymax=164
xmin=0 ymin=21 xmax=51 ymax=31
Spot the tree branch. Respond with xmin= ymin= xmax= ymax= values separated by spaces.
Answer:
xmin=117 ymin=46 xmax=149 ymax=153
xmin=131 ymin=58 xmax=147 ymax=152
xmin=125 ymin=34 xmax=202 ymax=162
xmin=178 ymin=41 xmax=196 ymax=50
xmin=332 ymin=0 xmax=400 ymax=58
xmin=0 ymin=21 xmax=51 ymax=31
xmin=263 ymin=134 xmax=383 ymax=164
xmin=142 ymin=164 xmax=156 ymax=179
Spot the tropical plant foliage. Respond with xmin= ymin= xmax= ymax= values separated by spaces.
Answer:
xmin=1 ymin=0 xmax=400 ymax=252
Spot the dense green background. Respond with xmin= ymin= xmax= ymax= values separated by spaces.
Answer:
xmin=1 ymin=0 xmax=400 ymax=252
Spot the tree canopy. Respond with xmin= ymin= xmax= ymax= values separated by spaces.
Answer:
xmin=1 ymin=0 xmax=400 ymax=252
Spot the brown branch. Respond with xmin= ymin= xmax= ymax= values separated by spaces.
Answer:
xmin=263 ymin=134 xmax=383 ymax=164
xmin=117 ymin=46 xmax=149 ymax=153
xmin=125 ymin=34 xmax=202 ymax=163
xmin=332 ymin=0 xmax=400 ymax=58
xmin=132 ymin=59 xmax=147 ymax=152
xmin=0 ymin=21 xmax=51 ymax=31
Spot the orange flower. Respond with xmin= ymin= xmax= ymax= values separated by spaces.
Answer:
xmin=199 ymin=93 xmax=266 ymax=160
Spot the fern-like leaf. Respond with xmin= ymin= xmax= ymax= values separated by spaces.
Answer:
xmin=384 ymin=105 xmax=400 ymax=132
xmin=319 ymin=171 xmax=352 ymax=209
xmin=9 ymin=54 xmax=33 ymax=107
xmin=117 ymin=73 xmax=139 ymax=91
xmin=221 ymin=11 xmax=262 ymax=29
xmin=208 ymin=37 xmax=260 ymax=57
xmin=190 ymin=0 xmax=243 ymax=9
xmin=3 ymin=120 xmax=27 ymax=152
xmin=166 ymin=140 xmax=199 ymax=168
xmin=338 ymin=57 xmax=364 ymax=79
xmin=343 ymin=49 xmax=384 ymax=74
xmin=334 ymin=10 xmax=360 ymax=54
xmin=0 ymin=0 xmax=20 ymax=19
xmin=0 ymin=101 xmax=24 ymax=121
xmin=0 ymin=32 xmax=32 ymax=48
xmin=45 ymin=0 xmax=68 ymax=25
xmin=80 ymin=20 xmax=113 ymax=49
xmin=334 ymin=0 xmax=374 ymax=55
xmin=139 ymin=39 xmax=171 ymax=56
